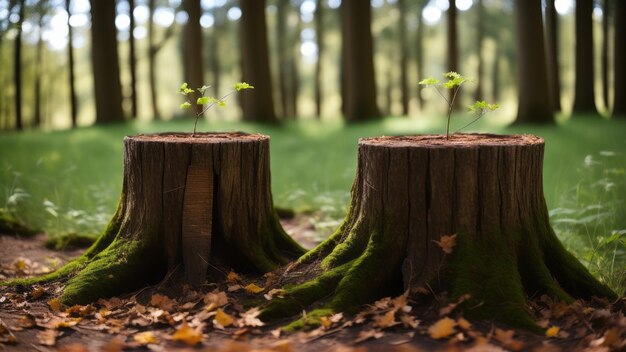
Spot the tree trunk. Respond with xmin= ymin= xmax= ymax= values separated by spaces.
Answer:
xmin=183 ymin=0 xmax=204 ymax=116
xmin=34 ymin=9 xmax=45 ymax=128
xmin=209 ymin=7 xmax=221 ymax=99
xmin=614 ymin=0 xmax=626 ymax=117
xmin=341 ymin=0 xmax=380 ymax=121
xmin=262 ymin=134 xmax=615 ymax=331
xmin=545 ymin=0 xmax=562 ymax=112
xmin=601 ymin=0 xmax=609 ymax=111
xmin=514 ymin=0 xmax=554 ymax=124
xmin=14 ymin=0 xmax=24 ymax=130
xmin=398 ymin=0 xmax=409 ymax=116
xmin=129 ymin=0 xmax=138 ymax=119
xmin=447 ymin=0 xmax=459 ymax=109
xmin=90 ymin=0 xmax=125 ymax=123
xmin=492 ymin=45 xmax=500 ymax=102
xmin=66 ymin=0 xmax=78 ymax=127
xmin=473 ymin=0 xmax=484 ymax=101
xmin=415 ymin=3 xmax=426 ymax=110
xmin=17 ymin=133 xmax=304 ymax=304
xmin=240 ymin=0 xmax=278 ymax=123
xmin=314 ymin=0 xmax=324 ymax=118
xmin=148 ymin=0 xmax=161 ymax=120
xmin=572 ymin=0 xmax=597 ymax=114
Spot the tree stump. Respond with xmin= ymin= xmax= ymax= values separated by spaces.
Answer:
xmin=19 ymin=133 xmax=304 ymax=304
xmin=262 ymin=134 xmax=615 ymax=330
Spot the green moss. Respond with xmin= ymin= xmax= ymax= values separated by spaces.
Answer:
xmin=282 ymin=308 xmax=335 ymax=332
xmin=45 ymin=232 xmax=96 ymax=250
xmin=0 ymin=208 xmax=37 ymax=236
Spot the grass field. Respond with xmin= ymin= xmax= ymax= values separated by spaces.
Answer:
xmin=1 ymin=115 xmax=625 ymax=292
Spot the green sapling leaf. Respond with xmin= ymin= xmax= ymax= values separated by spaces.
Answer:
xmin=234 ymin=82 xmax=254 ymax=91
xmin=196 ymin=96 xmax=210 ymax=105
xmin=180 ymin=102 xmax=192 ymax=110
xmin=419 ymin=78 xmax=440 ymax=86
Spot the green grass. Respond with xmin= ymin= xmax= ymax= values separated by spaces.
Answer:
xmin=1 ymin=115 xmax=625 ymax=293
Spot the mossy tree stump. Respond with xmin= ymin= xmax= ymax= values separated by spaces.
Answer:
xmin=262 ymin=134 xmax=615 ymax=330
xmin=15 ymin=132 xmax=304 ymax=304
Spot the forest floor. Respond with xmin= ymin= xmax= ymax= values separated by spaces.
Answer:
xmin=1 ymin=218 xmax=625 ymax=352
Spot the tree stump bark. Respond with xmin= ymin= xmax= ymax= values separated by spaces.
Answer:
xmin=262 ymin=134 xmax=615 ymax=330
xmin=21 ymin=133 xmax=304 ymax=304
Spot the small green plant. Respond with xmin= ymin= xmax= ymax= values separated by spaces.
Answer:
xmin=419 ymin=72 xmax=498 ymax=139
xmin=179 ymin=82 xmax=254 ymax=136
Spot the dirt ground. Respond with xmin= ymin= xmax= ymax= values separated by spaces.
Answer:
xmin=1 ymin=222 xmax=625 ymax=352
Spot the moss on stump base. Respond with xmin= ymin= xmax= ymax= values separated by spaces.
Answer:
xmin=262 ymin=134 xmax=615 ymax=331
xmin=5 ymin=132 xmax=304 ymax=304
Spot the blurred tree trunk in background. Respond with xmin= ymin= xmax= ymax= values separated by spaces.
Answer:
xmin=415 ymin=1 xmax=427 ymax=110
xmin=129 ymin=0 xmax=138 ymax=118
xmin=90 ymin=0 xmax=124 ymax=123
xmin=148 ymin=0 xmax=161 ymax=120
xmin=276 ymin=0 xmax=297 ymax=119
xmin=314 ymin=0 xmax=324 ymax=118
xmin=398 ymin=0 xmax=409 ymax=115
xmin=66 ymin=0 xmax=78 ymax=127
xmin=209 ymin=7 xmax=221 ymax=98
xmin=514 ymin=0 xmax=554 ymax=123
xmin=290 ymin=11 xmax=300 ymax=120
xmin=545 ymin=0 xmax=562 ymax=112
xmin=34 ymin=2 xmax=46 ymax=128
xmin=473 ymin=0 xmax=484 ymax=101
xmin=447 ymin=0 xmax=459 ymax=108
xmin=183 ymin=0 xmax=204 ymax=116
xmin=601 ymin=0 xmax=610 ymax=112
xmin=240 ymin=0 xmax=277 ymax=122
xmin=572 ymin=0 xmax=597 ymax=114
xmin=14 ymin=0 xmax=24 ymax=130
xmin=614 ymin=0 xmax=626 ymax=117
xmin=492 ymin=46 xmax=500 ymax=102
xmin=341 ymin=0 xmax=380 ymax=121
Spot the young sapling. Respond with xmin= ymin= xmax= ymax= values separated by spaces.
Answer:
xmin=179 ymin=82 xmax=254 ymax=136
xmin=419 ymin=72 xmax=498 ymax=139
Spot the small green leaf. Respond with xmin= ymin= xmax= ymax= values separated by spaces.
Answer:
xmin=180 ymin=102 xmax=192 ymax=110
xmin=234 ymin=82 xmax=254 ymax=91
xmin=217 ymin=100 xmax=226 ymax=107
xmin=179 ymin=82 xmax=195 ymax=95
xmin=419 ymin=78 xmax=439 ymax=86
xmin=196 ymin=96 xmax=210 ymax=105
xmin=197 ymin=85 xmax=211 ymax=94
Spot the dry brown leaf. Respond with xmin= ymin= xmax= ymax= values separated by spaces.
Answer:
xmin=271 ymin=340 xmax=295 ymax=352
xmin=31 ymin=286 xmax=46 ymax=299
xmin=545 ymin=326 xmax=560 ymax=338
xmin=457 ymin=317 xmax=472 ymax=330
xmin=433 ymin=234 xmax=457 ymax=254
xmin=203 ymin=290 xmax=228 ymax=311
xmin=464 ymin=343 xmax=506 ymax=352
xmin=428 ymin=317 xmax=457 ymax=339
xmin=98 ymin=297 xmax=124 ymax=309
xmin=228 ymin=284 xmax=242 ymax=292
xmin=48 ymin=298 xmax=62 ymax=312
xmin=400 ymin=314 xmax=420 ymax=329
xmin=171 ymin=322 xmax=203 ymax=346
xmin=150 ymin=293 xmax=176 ymax=311
xmin=264 ymin=272 xmax=277 ymax=286
xmin=0 ymin=319 xmax=18 ymax=345
xmin=355 ymin=329 xmax=384 ymax=343
xmin=133 ymin=331 xmax=158 ymax=345
xmin=264 ymin=288 xmax=286 ymax=301
xmin=244 ymin=283 xmax=265 ymax=294
xmin=214 ymin=309 xmax=236 ymax=328
xmin=270 ymin=328 xmax=282 ymax=338
xmin=439 ymin=294 xmax=471 ymax=316
xmin=374 ymin=310 xmax=398 ymax=328
xmin=227 ymin=271 xmax=242 ymax=282
xmin=19 ymin=313 xmax=36 ymax=328
xmin=240 ymin=307 xmax=264 ymax=327
xmin=58 ymin=343 xmax=89 ymax=352
xmin=101 ymin=337 xmax=126 ymax=352
xmin=37 ymin=329 xmax=58 ymax=346
xmin=493 ymin=328 xmax=525 ymax=351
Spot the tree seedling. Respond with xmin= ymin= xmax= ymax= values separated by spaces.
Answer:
xmin=179 ymin=82 xmax=254 ymax=136
xmin=419 ymin=72 xmax=498 ymax=140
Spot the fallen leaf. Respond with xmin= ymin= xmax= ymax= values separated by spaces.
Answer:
xmin=227 ymin=271 xmax=242 ymax=283
xmin=150 ymin=293 xmax=176 ymax=311
xmin=264 ymin=272 xmax=277 ymax=286
xmin=244 ymin=283 xmax=265 ymax=294
xmin=101 ymin=337 xmax=125 ymax=352
xmin=0 ymin=319 xmax=17 ymax=345
xmin=428 ymin=317 xmax=457 ymax=339
xmin=433 ymin=234 xmax=457 ymax=254
xmin=171 ymin=322 xmax=203 ymax=346
xmin=457 ymin=317 xmax=472 ymax=330
xmin=240 ymin=307 xmax=264 ymax=327
xmin=228 ymin=284 xmax=242 ymax=292
xmin=133 ymin=331 xmax=158 ymax=345
xmin=31 ymin=287 xmax=46 ymax=299
xmin=58 ymin=343 xmax=89 ymax=352
xmin=264 ymin=288 xmax=286 ymax=301
xmin=355 ymin=329 xmax=384 ymax=343
xmin=439 ymin=294 xmax=471 ymax=316
xmin=493 ymin=328 xmax=525 ymax=351
xmin=271 ymin=340 xmax=294 ymax=352
xmin=37 ymin=329 xmax=58 ymax=346
xmin=203 ymin=290 xmax=228 ymax=311
xmin=270 ymin=328 xmax=282 ymax=338
xmin=373 ymin=310 xmax=398 ymax=328
xmin=400 ymin=314 xmax=420 ymax=329
xmin=214 ymin=309 xmax=235 ymax=328
xmin=48 ymin=298 xmax=62 ymax=312
xmin=545 ymin=326 xmax=560 ymax=338
xmin=19 ymin=313 xmax=36 ymax=328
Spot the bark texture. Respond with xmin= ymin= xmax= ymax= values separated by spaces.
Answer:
xmin=262 ymin=134 xmax=615 ymax=331
xmin=545 ymin=0 xmax=562 ymax=112
xmin=11 ymin=133 xmax=304 ymax=304
xmin=572 ymin=0 xmax=597 ymax=114
xmin=614 ymin=0 xmax=626 ymax=117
